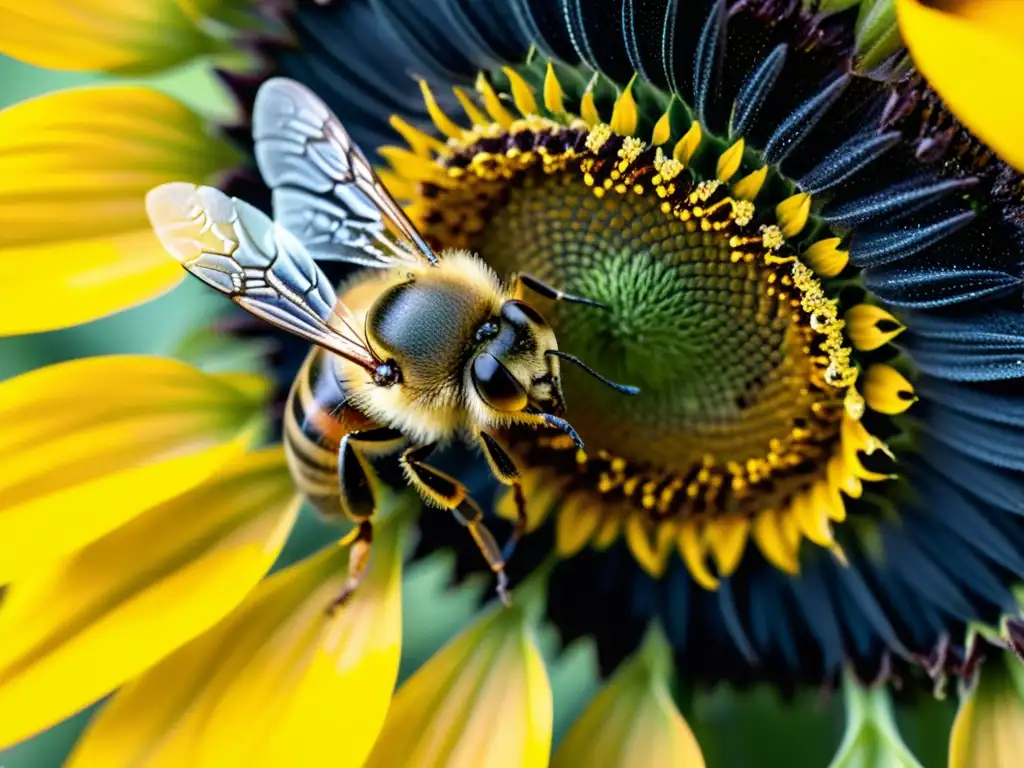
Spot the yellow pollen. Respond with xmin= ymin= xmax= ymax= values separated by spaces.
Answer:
xmin=618 ymin=136 xmax=645 ymax=165
xmin=732 ymin=199 xmax=755 ymax=226
xmin=653 ymin=150 xmax=684 ymax=181
xmin=585 ymin=123 xmax=613 ymax=153
xmin=694 ymin=179 xmax=720 ymax=202
xmin=760 ymin=224 xmax=784 ymax=251
xmin=844 ymin=388 xmax=866 ymax=420
xmin=791 ymin=260 xmax=857 ymax=388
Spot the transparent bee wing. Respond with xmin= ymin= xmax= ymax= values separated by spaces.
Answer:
xmin=252 ymin=77 xmax=439 ymax=269
xmin=146 ymin=182 xmax=378 ymax=371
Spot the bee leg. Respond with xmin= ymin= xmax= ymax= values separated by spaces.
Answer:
xmin=337 ymin=426 xmax=405 ymax=520
xmin=452 ymin=496 xmax=511 ymax=606
xmin=402 ymin=443 xmax=512 ymax=606
xmin=327 ymin=519 xmax=374 ymax=614
xmin=515 ymin=273 xmax=607 ymax=309
xmin=478 ymin=432 xmax=528 ymax=561
xmin=327 ymin=427 xmax=404 ymax=614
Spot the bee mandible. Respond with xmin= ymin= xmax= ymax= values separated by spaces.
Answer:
xmin=147 ymin=78 xmax=638 ymax=608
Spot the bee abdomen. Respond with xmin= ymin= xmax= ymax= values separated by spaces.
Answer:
xmin=283 ymin=347 xmax=375 ymax=518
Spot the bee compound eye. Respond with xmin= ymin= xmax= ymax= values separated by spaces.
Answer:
xmin=472 ymin=353 xmax=528 ymax=412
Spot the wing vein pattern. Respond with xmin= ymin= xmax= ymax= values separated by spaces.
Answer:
xmin=252 ymin=77 xmax=438 ymax=268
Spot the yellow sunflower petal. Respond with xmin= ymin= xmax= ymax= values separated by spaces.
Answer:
xmin=364 ymin=600 xmax=552 ymax=768
xmin=580 ymin=90 xmax=601 ymax=127
xmin=453 ymin=86 xmax=491 ymax=127
xmin=803 ymin=237 xmax=849 ymax=278
xmin=67 ymin=499 xmax=411 ymax=768
xmin=610 ymin=75 xmax=639 ymax=136
xmin=732 ymin=164 xmax=768 ymax=201
xmin=841 ymin=413 xmax=894 ymax=482
xmin=776 ymin=192 xmax=812 ymax=238
xmin=555 ymin=493 xmax=602 ymax=556
xmin=799 ymin=483 xmax=840 ymax=547
xmin=476 ymin=72 xmax=516 ymax=129
xmin=673 ymin=121 xmax=702 ymax=165
xmin=0 ymin=0 xmax=220 ymax=74
xmin=503 ymin=66 xmax=539 ymax=117
xmin=678 ymin=521 xmax=719 ymax=590
xmin=543 ymin=62 xmax=565 ymax=115
xmin=0 ymin=447 xmax=298 ymax=750
xmin=627 ymin=514 xmax=669 ymax=577
xmin=553 ymin=629 xmax=704 ymax=768
xmin=897 ymin=0 xmax=1024 ymax=171
xmin=0 ymin=356 xmax=267 ymax=582
xmin=863 ymin=364 xmax=917 ymax=415
xmin=845 ymin=304 xmax=906 ymax=351
xmin=0 ymin=86 xmax=239 ymax=335
xmin=716 ymin=139 xmax=745 ymax=182
xmin=703 ymin=517 xmax=750 ymax=577
xmin=949 ymin=658 xmax=1024 ymax=768
xmin=418 ymin=79 xmax=464 ymax=139
xmin=752 ymin=510 xmax=800 ymax=574
xmin=651 ymin=110 xmax=672 ymax=145
xmin=388 ymin=115 xmax=444 ymax=158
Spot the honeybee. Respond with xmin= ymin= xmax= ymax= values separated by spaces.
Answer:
xmin=147 ymin=78 xmax=637 ymax=607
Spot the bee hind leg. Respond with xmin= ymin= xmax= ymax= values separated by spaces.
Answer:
xmin=327 ymin=426 xmax=404 ymax=614
xmin=327 ymin=519 xmax=374 ymax=614
xmin=402 ymin=443 xmax=512 ymax=606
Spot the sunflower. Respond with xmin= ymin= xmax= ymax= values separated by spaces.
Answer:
xmin=2 ymin=0 xmax=1024 ymax=766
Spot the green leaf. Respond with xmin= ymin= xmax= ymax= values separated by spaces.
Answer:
xmin=818 ymin=0 xmax=862 ymax=15
xmin=690 ymin=685 xmax=842 ymax=768
xmin=854 ymin=0 xmax=902 ymax=73
xmin=829 ymin=671 xmax=925 ymax=768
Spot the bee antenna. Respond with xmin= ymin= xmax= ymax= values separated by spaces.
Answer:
xmin=545 ymin=350 xmax=640 ymax=396
xmin=539 ymin=412 xmax=585 ymax=450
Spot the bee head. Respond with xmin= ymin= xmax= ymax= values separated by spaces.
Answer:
xmin=469 ymin=300 xmax=565 ymax=417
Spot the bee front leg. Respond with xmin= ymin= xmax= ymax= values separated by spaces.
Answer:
xmin=478 ymin=432 xmax=527 ymax=561
xmin=328 ymin=427 xmax=405 ymax=614
xmin=401 ymin=443 xmax=511 ymax=606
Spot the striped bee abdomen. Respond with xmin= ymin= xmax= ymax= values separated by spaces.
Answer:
xmin=284 ymin=346 xmax=376 ymax=518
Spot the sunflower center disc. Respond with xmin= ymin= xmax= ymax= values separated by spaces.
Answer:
xmin=412 ymin=119 xmax=855 ymax=522
xmin=480 ymin=171 xmax=818 ymax=471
